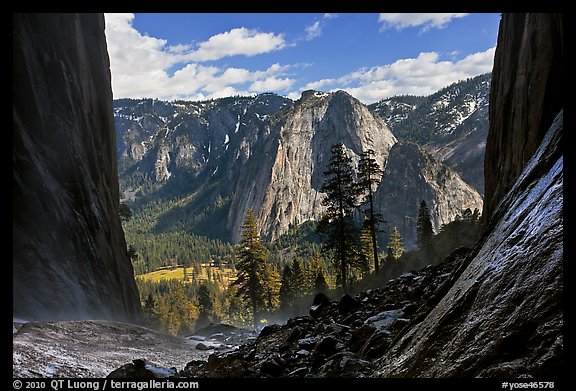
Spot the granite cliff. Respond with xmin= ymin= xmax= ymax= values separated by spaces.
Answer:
xmin=373 ymin=142 xmax=483 ymax=248
xmin=115 ymin=90 xmax=481 ymax=247
xmin=13 ymin=13 xmax=141 ymax=321
xmin=374 ymin=12 xmax=563 ymax=377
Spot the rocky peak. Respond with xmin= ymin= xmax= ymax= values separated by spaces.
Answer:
xmin=370 ymin=73 xmax=491 ymax=193
xmin=373 ymin=142 xmax=483 ymax=248
xmin=227 ymin=89 xmax=397 ymax=242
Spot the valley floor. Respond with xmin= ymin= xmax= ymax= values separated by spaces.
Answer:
xmin=13 ymin=320 xmax=211 ymax=377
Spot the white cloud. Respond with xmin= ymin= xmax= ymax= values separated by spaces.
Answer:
xmin=378 ymin=13 xmax=469 ymax=32
xmin=302 ymin=14 xmax=337 ymax=42
xmin=186 ymin=27 xmax=285 ymax=61
xmin=303 ymin=79 xmax=335 ymax=90
xmin=288 ymin=47 xmax=495 ymax=104
xmin=104 ymin=13 xmax=292 ymax=100
xmin=249 ymin=77 xmax=295 ymax=92
xmin=305 ymin=21 xmax=322 ymax=41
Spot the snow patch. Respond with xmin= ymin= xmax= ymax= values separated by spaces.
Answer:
xmin=235 ymin=115 xmax=240 ymax=133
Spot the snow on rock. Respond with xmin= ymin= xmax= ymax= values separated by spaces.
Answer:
xmin=12 ymin=320 xmax=210 ymax=378
xmin=374 ymin=111 xmax=563 ymax=377
xmin=235 ymin=114 xmax=241 ymax=133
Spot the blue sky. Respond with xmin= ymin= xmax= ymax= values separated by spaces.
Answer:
xmin=104 ymin=13 xmax=500 ymax=104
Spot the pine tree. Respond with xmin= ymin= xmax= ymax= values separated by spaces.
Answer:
xmin=317 ymin=143 xmax=359 ymax=290
xmin=358 ymin=225 xmax=374 ymax=277
xmin=142 ymin=294 xmax=158 ymax=327
xmin=279 ymin=264 xmax=295 ymax=311
xmin=387 ymin=226 xmax=404 ymax=260
xmin=197 ymin=284 xmax=213 ymax=320
xmin=357 ymin=149 xmax=384 ymax=273
xmin=416 ymin=200 xmax=434 ymax=249
xmin=232 ymin=208 xmax=271 ymax=327
xmin=385 ymin=247 xmax=395 ymax=264
xmin=291 ymin=259 xmax=305 ymax=298
xmin=314 ymin=270 xmax=328 ymax=294
xmin=119 ymin=202 xmax=132 ymax=222
xmin=262 ymin=263 xmax=281 ymax=313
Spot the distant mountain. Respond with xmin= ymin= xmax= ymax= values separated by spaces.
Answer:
xmin=369 ymin=73 xmax=490 ymax=193
xmin=374 ymin=142 xmax=483 ymax=248
xmin=114 ymin=89 xmax=482 ymax=247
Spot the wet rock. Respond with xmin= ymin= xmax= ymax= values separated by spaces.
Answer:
xmin=483 ymin=13 xmax=563 ymax=222
xmin=210 ymin=333 xmax=225 ymax=341
xmin=286 ymin=326 xmax=303 ymax=342
xmin=260 ymin=359 xmax=284 ymax=377
xmin=296 ymin=349 xmax=310 ymax=357
xmin=401 ymin=302 xmax=419 ymax=317
xmin=107 ymin=359 xmax=175 ymax=378
xmin=359 ymin=330 xmax=393 ymax=359
xmin=348 ymin=324 xmax=376 ymax=353
xmin=204 ymin=352 xmax=253 ymax=377
xmin=259 ymin=324 xmax=282 ymax=338
xmin=314 ymin=336 xmax=339 ymax=355
xmin=287 ymin=367 xmax=309 ymax=377
xmin=375 ymin=105 xmax=563 ymax=376
xmin=388 ymin=318 xmax=410 ymax=334
xmin=309 ymin=293 xmax=331 ymax=318
xmin=195 ymin=343 xmax=211 ymax=351
xmin=298 ymin=336 xmax=318 ymax=350
xmin=194 ymin=323 xmax=240 ymax=337
xmin=338 ymin=294 xmax=360 ymax=315
xmin=187 ymin=335 xmax=205 ymax=342
xmin=13 ymin=13 xmax=141 ymax=322
xmin=316 ymin=352 xmax=371 ymax=377
xmin=287 ymin=316 xmax=314 ymax=327
xmin=365 ymin=310 xmax=404 ymax=331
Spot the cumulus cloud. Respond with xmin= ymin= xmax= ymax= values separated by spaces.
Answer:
xmin=288 ymin=47 xmax=495 ymax=104
xmin=104 ymin=13 xmax=291 ymax=100
xmin=249 ymin=77 xmax=295 ymax=92
xmin=186 ymin=28 xmax=285 ymax=61
xmin=378 ymin=13 xmax=469 ymax=32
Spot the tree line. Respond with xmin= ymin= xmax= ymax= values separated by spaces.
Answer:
xmin=124 ymin=143 xmax=481 ymax=332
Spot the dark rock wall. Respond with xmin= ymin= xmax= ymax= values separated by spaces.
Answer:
xmin=13 ymin=14 xmax=141 ymax=321
xmin=483 ymin=13 xmax=563 ymax=223
xmin=374 ymin=13 xmax=563 ymax=377
xmin=375 ymin=113 xmax=563 ymax=377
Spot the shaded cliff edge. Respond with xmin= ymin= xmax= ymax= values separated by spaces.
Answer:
xmin=373 ymin=13 xmax=563 ymax=377
xmin=13 ymin=14 xmax=141 ymax=321
xmin=374 ymin=111 xmax=562 ymax=377
xmin=483 ymin=13 xmax=563 ymax=223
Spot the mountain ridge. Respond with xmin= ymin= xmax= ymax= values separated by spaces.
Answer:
xmin=115 ymin=87 xmax=483 ymax=247
xmin=369 ymin=73 xmax=490 ymax=193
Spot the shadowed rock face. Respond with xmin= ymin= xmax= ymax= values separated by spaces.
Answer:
xmin=13 ymin=14 xmax=141 ymax=321
xmin=483 ymin=13 xmax=563 ymax=223
xmin=374 ymin=112 xmax=562 ymax=377
xmin=373 ymin=13 xmax=563 ymax=377
xmin=373 ymin=142 xmax=483 ymax=248
xmin=227 ymin=90 xmax=397 ymax=242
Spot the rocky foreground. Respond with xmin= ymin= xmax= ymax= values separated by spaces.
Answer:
xmin=109 ymin=247 xmax=473 ymax=378
xmin=12 ymin=320 xmax=212 ymax=377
